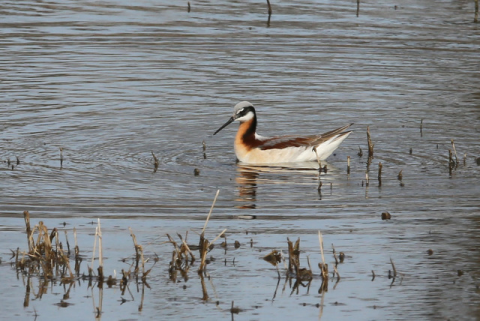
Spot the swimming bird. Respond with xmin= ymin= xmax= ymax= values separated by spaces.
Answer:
xmin=213 ymin=101 xmax=353 ymax=164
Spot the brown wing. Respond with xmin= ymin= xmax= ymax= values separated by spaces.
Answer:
xmin=259 ymin=123 xmax=353 ymax=150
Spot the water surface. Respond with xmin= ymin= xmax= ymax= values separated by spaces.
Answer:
xmin=1 ymin=0 xmax=480 ymax=320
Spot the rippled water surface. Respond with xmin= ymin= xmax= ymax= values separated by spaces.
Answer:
xmin=1 ymin=0 xmax=480 ymax=320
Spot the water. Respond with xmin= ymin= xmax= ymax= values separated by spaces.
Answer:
xmin=1 ymin=0 xmax=480 ymax=320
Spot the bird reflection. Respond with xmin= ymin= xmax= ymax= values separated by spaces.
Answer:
xmin=235 ymin=165 xmax=259 ymax=209
xmin=235 ymin=162 xmax=326 ymax=209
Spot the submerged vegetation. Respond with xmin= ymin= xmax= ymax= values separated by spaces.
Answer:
xmin=11 ymin=189 xmax=413 ymax=320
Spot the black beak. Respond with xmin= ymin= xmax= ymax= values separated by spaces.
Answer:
xmin=213 ymin=116 xmax=235 ymax=135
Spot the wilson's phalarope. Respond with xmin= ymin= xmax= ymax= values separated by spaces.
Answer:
xmin=213 ymin=101 xmax=353 ymax=164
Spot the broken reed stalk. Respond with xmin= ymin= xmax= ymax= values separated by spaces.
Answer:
xmin=97 ymin=219 xmax=104 ymax=282
xmin=420 ymin=119 xmax=423 ymax=136
xmin=42 ymin=222 xmax=54 ymax=276
xmin=177 ymin=232 xmax=196 ymax=262
xmin=332 ymin=244 xmax=339 ymax=266
xmin=91 ymin=226 xmax=98 ymax=275
xmin=198 ymin=190 xmax=221 ymax=273
xmin=378 ymin=162 xmax=382 ymax=187
xmin=198 ymin=236 xmax=209 ymax=274
xmin=151 ymin=151 xmax=159 ymax=171
xmin=287 ymin=237 xmax=300 ymax=275
xmin=210 ymin=228 xmax=227 ymax=245
xmin=317 ymin=231 xmax=328 ymax=280
xmin=318 ymin=231 xmax=325 ymax=266
xmin=448 ymin=149 xmax=455 ymax=174
xmin=367 ymin=126 xmax=374 ymax=158
xmin=347 ymin=156 xmax=351 ymax=174
xmin=129 ymin=227 xmax=142 ymax=272
xmin=198 ymin=227 xmax=226 ymax=274
xmin=34 ymin=221 xmax=54 ymax=278
xmin=390 ymin=258 xmax=397 ymax=278
xmin=54 ymin=228 xmax=60 ymax=270
xmin=266 ymin=0 xmax=272 ymax=26
xmin=62 ymin=247 xmax=75 ymax=280
xmin=365 ymin=172 xmax=369 ymax=187
xmin=356 ymin=0 xmax=360 ymax=17
xmin=202 ymin=189 xmax=220 ymax=234
xmin=451 ymin=139 xmax=459 ymax=164
xmin=23 ymin=211 xmax=33 ymax=252
xmin=74 ymin=227 xmax=81 ymax=275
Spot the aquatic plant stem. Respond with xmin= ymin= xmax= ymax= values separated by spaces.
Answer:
xmin=202 ymin=189 xmax=220 ymax=234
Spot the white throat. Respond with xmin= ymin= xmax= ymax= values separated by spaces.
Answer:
xmin=236 ymin=110 xmax=255 ymax=123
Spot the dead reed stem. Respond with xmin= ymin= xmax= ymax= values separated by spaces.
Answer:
xmin=91 ymin=226 xmax=98 ymax=274
xmin=318 ymin=231 xmax=325 ymax=265
xmin=448 ymin=149 xmax=455 ymax=174
xmin=202 ymin=189 xmax=220 ymax=234
xmin=317 ymin=231 xmax=328 ymax=285
xmin=197 ymin=190 xmax=223 ymax=274
xmin=210 ymin=229 xmax=227 ymax=245
xmin=151 ymin=151 xmax=159 ymax=172
xmin=198 ymin=229 xmax=226 ymax=274
xmin=23 ymin=211 xmax=33 ymax=252
xmin=451 ymin=139 xmax=459 ymax=164
xmin=378 ymin=162 xmax=382 ymax=187
xmin=64 ymin=230 xmax=71 ymax=256
xmin=129 ymin=227 xmax=141 ymax=272
xmin=390 ymin=258 xmax=397 ymax=278
xmin=367 ymin=126 xmax=374 ymax=158
xmin=332 ymin=244 xmax=339 ymax=266
xmin=287 ymin=237 xmax=300 ymax=275
xmin=74 ymin=227 xmax=81 ymax=275
xmin=198 ymin=236 xmax=209 ymax=274
xmin=97 ymin=219 xmax=104 ymax=282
